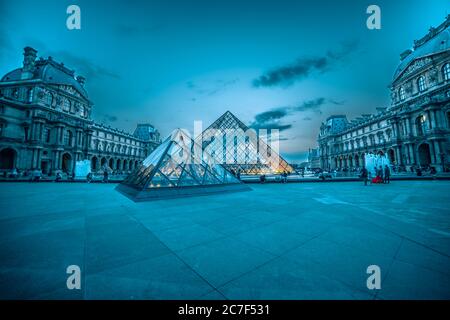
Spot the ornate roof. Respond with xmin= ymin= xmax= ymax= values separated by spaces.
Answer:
xmin=393 ymin=15 xmax=450 ymax=81
xmin=1 ymin=56 xmax=89 ymax=100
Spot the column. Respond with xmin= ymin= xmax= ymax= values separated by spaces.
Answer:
xmin=409 ymin=144 xmax=416 ymax=166
xmin=427 ymin=110 xmax=433 ymax=130
xmin=430 ymin=141 xmax=437 ymax=164
xmin=434 ymin=140 xmax=443 ymax=171
xmin=430 ymin=110 xmax=437 ymax=130
xmin=395 ymin=146 xmax=402 ymax=165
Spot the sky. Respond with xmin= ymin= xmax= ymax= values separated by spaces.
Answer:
xmin=1 ymin=0 xmax=449 ymax=162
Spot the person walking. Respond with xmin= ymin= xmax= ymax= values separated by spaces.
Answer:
xmin=384 ymin=165 xmax=390 ymax=184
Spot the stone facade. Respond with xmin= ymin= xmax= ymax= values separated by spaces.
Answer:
xmin=318 ymin=16 xmax=450 ymax=172
xmin=0 ymin=47 xmax=161 ymax=175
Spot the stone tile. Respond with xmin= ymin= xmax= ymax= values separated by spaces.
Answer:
xmin=150 ymin=223 xmax=225 ymax=251
xmin=283 ymin=237 xmax=393 ymax=295
xmin=231 ymin=223 xmax=315 ymax=255
xmin=378 ymin=260 xmax=450 ymax=299
xmin=86 ymin=254 xmax=213 ymax=299
xmin=85 ymin=215 xmax=170 ymax=274
xmin=178 ymin=238 xmax=275 ymax=288
xmin=219 ymin=257 xmax=373 ymax=300
xmin=394 ymin=240 xmax=450 ymax=276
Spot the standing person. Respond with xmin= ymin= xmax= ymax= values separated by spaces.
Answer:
xmin=259 ymin=174 xmax=266 ymax=184
xmin=384 ymin=165 xmax=390 ymax=184
xmin=282 ymin=171 xmax=288 ymax=183
xmin=361 ymin=167 xmax=368 ymax=186
xmin=103 ymin=170 xmax=109 ymax=183
xmin=378 ymin=166 xmax=384 ymax=183
xmin=86 ymin=172 xmax=93 ymax=183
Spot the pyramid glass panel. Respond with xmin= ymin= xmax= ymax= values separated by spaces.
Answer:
xmin=197 ymin=111 xmax=295 ymax=175
xmin=116 ymin=128 xmax=251 ymax=201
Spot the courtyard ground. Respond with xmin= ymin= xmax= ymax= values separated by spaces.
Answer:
xmin=0 ymin=180 xmax=449 ymax=299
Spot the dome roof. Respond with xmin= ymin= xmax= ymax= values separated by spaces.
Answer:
xmin=1 ymin=58 xmax=89 ymax=100
xmin=393 ymin=18 xmax=450 ymax=81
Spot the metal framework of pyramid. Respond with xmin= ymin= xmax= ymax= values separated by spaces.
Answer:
xmin=198 ymin=111 xmax=295 ymax=175
xmin=116 ymin=129 xmax=251 ymax=201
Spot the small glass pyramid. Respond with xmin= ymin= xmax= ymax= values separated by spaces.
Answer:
xmin=116 ymin=129 xmax=250 ymax=201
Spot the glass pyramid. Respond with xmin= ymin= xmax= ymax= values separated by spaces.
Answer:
xmin=198 ymin=111 xmax=295 ymax=175
xmin=116 ymin=129 xmax=250 ymax=201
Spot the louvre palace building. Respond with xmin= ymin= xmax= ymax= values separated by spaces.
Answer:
xmin=318 ymin=16 xmax=450 ymax=172
xmin=0 ymin=47 xmax=161 ymax=175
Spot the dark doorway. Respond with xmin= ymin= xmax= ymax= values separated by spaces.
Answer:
xmin=0 ymin=148 xmax=16 ymax=170
xmin=62 ymin=153 xmax=72 ymax=173
xmin=418 ymin=143 xmax=432 ymax=166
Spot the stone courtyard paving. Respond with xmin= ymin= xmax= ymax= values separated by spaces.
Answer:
xmin=0 ymin=180 xmax=449 ymax=300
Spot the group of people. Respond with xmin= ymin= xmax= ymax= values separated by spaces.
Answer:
xmin=360 ymin=165 xmax=391 ymax=186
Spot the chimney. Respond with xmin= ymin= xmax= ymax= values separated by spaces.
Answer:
xmin=76 ymin=75 xmax=86 ymax=86
xmin=21 ymin=47 xmax=37 ymax=80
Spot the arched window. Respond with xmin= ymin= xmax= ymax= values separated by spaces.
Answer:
xmin=443 ymin=63 xmax=450 ymax=81
xmin=417 ymin=76 xmax=426 ymax=92
xmin=399 ymin=87 xmax=406 ymax=101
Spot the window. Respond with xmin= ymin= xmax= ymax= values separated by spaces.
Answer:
xmin=443 ymin=63 xmax=450 ymax=81
xmin=44 ymin=128 xmax=51 ymax=143
xmin=80 ymin=105 xmax=86 ymax=118
xmin=27 ymin=88 xmax=34 ymax=103
xmin=63 ymin=98 xmax=71 ymax=112
xmin=399 ymin=87 xmax=406 ymax=101
xmin=64 ymin=130 xmax=73 ymax=146
xmin=12 ymin=88 xmax=19 ymax=99
xmin=24 ymin=127 xmax=29 ymax=141
xmin=416 ymin=115 xmax=428 ymax=135
xmin=417 ymin=76 xmax=426 ymax=92
xmin=46 ymin=93 xmax=53 ymax=107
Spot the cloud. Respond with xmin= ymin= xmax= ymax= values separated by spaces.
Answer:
xmin=249 ymin=97 xmax=340 ymax=131
xmin=253 ymin=40 xmax=359 ymax=88
xmin=39 ymin=48 xmax=121 ymax=81
xmin=294 ymin=97 xmax=325 ymax=114
xmin=102 ymin=114 xmax=118 ymax=123
xmin=186 ymin=78 xmax=239 ymax=97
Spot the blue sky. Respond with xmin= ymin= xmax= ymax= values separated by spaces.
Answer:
xmin=1 ymin=0 xmax=449 ymax=162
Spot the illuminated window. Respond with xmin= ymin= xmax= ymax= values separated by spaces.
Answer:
xmin=399 ymin=87 xmax=406 ymax=101
xmin=417 ymin=76 xmax=426 ymax=92
xmin=443 ymin=63 xmax=450 ymax=81
xmin=416 ymin=115 xmax=428 ymax=135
